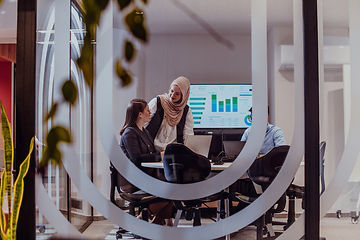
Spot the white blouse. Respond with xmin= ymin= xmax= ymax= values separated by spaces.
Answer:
xmin=145 ymin=97 xmax=194 ymax=152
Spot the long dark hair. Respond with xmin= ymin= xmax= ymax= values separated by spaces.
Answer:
xmin=120 ymin=98 xmax=148 ymax=135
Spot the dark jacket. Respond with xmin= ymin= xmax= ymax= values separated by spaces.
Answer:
xmin=146 ymin=96 xmax=189 ymax=143
xmin=120 ymin=125 xmax=161 ymax=171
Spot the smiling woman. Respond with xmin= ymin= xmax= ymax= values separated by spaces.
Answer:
xmin=145 ymin=76 xmax=195 ymax=152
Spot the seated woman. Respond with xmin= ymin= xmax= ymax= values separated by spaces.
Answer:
xmin=120 ymin=98 xmax=173 ymax=226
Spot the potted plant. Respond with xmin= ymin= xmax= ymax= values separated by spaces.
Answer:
xmin=0 ymin=102 xmax=34 ymax=240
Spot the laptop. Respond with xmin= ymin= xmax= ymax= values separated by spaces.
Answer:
xmin=223 ymin=141 xmax=246 ymax=160
xmin=185 ymin=135 xmax=213 ymax=158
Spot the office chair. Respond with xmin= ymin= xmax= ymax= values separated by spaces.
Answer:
xmin=285 ymin=141 xmax=326 ymax=229
xmin=163 ymin=143 xmax=228 ymax=227
xmin=110 ymin=163 xmax=168 ymax=239
xmin=229 ymin=145 xmax=290 ymax=240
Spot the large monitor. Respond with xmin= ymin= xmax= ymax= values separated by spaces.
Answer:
xmin=188 ymin=84 xmax=252 ymax=129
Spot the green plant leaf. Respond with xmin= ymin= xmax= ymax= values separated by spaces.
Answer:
xmin=95 ymin=0 xmax=110 ymax=10
xmin=44 ymin=103 xmax=58 ymax=122
xmin=0 ymin=171 xmax=7 ymax=239
xmin=40 ymin=126 xmax=71 ymax=167
xmin=77 ymin=37 xmax=94 ymax=88
xmin=77 ymin=55 xmax=93 ymax=88
xmin=40 ymin=147 xmax=62 ymax=167
xmin=125 ymin=8 xmax=148 ymax=42
xmin=117 ymin=0 xmax=131 ymax=10
xmin=115 ymin=61 xmax=132 ymax=86
xmin=1 ymin=103 xmax=13 ymax=229
xmin=9 ymin=137 xmax=34 ymax=240
xmin=0 ymin=102 xmax=7 ymax=239
xmin=125 ymin=41 xmax=135 ymax=62
xmin=82 ymin=0 xmax=102 ymax=26
xmin=141 ymin=0 xmax=147 ymax=4
xmin=62 ymin=80 xmax=78 ymax=105
xmin=46 ymin=126 xmax=72 ymax=148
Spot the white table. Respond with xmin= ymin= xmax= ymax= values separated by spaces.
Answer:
xmin=141 ymin=162 xmax=232 ymax=171
xmin=141 ymin=161 xmax=232 ymax=239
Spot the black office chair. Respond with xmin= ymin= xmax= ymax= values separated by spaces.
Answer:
xmin=285 ymin=141 xmax=326 ymax=229
xmin=110 ymin=163 xmax=168 ymax=239
xmin=229 ymin=145 xmax=290 ymax=239
xmin=163 ymin=143 xmax=211 ymax=184
xmin=163 ymin=143 xmax=228 ymax=227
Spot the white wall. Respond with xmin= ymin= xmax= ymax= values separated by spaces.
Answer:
xmin=139 ymin=27 xmax=350 ymax=214
xmin=268 ymin=26 xmax=349 ymax=214
xmin=141 ymin=34 xmax=252 ymax=101
xmin=267 ymin=27 xmax=295 ymax=142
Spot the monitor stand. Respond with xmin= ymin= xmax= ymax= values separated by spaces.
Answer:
xmin=194 ymin=129 xmax=246 ymax=158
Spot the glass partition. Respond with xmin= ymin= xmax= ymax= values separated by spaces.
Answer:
xmin=35 ymin=0 xmax=92 ymax=236
xmin=31 ymin=0 xmax=360 ymax=239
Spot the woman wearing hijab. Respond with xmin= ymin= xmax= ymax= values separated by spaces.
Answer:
xmin=145 ymin=76 xmax=194 ymax=152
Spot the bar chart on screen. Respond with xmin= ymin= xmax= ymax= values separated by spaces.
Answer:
xmin=188 ymin=84 xmax=252 ymax=128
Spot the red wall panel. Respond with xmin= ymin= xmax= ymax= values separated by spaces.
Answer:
xmin=0 ymin=62 xmax=12 ymax=123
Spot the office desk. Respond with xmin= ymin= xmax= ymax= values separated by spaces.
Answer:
xmin=141 ymin=162 xmax=232 ymax=171
xmin=141 ymin=161 xmax=232 ymax=240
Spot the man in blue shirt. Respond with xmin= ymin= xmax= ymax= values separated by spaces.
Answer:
xmin=229 ymin=107 xmax=286 ymax=215
xmin=241 ymin=107 xmax=286 ymax=155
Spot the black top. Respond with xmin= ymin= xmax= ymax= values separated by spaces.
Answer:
xmin=146 ymin=96 xmax=189 ymax=143
xmin=120 ymin=124 xmax=161 ymax=171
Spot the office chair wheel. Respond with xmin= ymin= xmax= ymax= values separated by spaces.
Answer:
xmin=351 ymin=216 xmax=359 ymax=224
xmin=116 ymin=231 xmax=122 ymax=239
xmin=117 ymin=227 xmax=127 ymax=234
xmin=219 ymin=210 xmax=226 ymax=219
xmin=336 ymin=210 xmax=341 ymax=218
xmin=263 ymin=226 xmax=268 ymax=236
xmin=131 ymin=233 xmax=142 ymax=239
xmin=116 ymin=227 xmax=129 ymax=239
xmin=38 ymin=225 xmax=46 ymax=234
xmin=185 ymin=209 xmax=193 ymax=221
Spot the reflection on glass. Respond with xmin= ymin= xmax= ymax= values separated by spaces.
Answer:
xmin=36 ymin=0 xmax=91 ymax=233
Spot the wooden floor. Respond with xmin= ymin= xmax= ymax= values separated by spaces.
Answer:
xmin=36 ymin=216 xmax=360 ymax=240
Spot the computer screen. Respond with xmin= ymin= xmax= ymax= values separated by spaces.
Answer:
xmin=188 ymin=84 xmax=252 ymax=129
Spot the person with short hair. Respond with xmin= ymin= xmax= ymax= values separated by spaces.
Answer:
xmin=241 ymin=107 xmax=286 ymax=155
xmin=231 ymin=107 xmax=286 ymax=214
